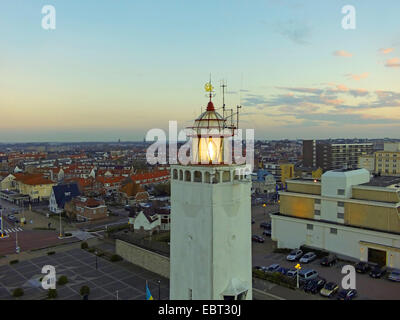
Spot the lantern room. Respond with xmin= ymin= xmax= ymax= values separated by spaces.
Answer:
xmin=187 ymin=82 xmax=236 ymax=165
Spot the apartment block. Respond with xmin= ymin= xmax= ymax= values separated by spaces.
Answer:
xmin=303 ymin=140 xmax=373 ymax=171
xmin=375 ymin=143 xmax=400 ymax=176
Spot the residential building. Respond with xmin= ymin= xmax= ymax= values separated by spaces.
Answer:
xmin=132 ymin=209 xmax=160 ymax=232
xmin=65 ymin=196 xmax=108 ymax=221
xmin=49 ymin=183 xmax=80 ymax=213
xmin=7 ymin=173 xmax=56 ymax=202
xmin=263 ymin=162 xmax=294 ymax=187
xmin=271 ymin=169 xmax=400 ymax=268
xmin=374 ymin=143 xmax=400 ymax=176
xmin=358 ymin=154 xmax=375 ymax=174
xmin=251 ymin=169 xmax=276 ymax=194
xmin=303 ymin=140 xmax=373 ymax=171
xmin=119 ymin=181 xmax=149 ymax=205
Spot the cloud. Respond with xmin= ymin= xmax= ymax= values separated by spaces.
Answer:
xmin=275 ymin=19 xmax=312 ymax=45
xmin=385 ymin=57 xmax=400 ymax=68
xmin=333 ymin=50 xmax=353 ymax=57
xmin=240 ymin=84 xmax=400 ymax=128
xmin=346 ymin=72 xmax=369 ymax=81
xmin=380 ymin=48 xmax=394 ymax=54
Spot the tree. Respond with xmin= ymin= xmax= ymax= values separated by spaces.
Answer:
xmin=47 ymin=289 xmax=58 ymax=299
xmin=80 ymin=285 xmax=90 ymax=299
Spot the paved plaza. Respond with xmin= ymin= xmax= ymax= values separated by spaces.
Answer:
xmin=0 ymin=248 xmax=169 ymax=300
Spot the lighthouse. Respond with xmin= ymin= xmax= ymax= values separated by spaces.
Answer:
xmin=169 ymin=82 xmax=252 ymax=300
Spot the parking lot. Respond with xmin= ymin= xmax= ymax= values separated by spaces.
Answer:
xmin=251 ymin=203 xmax=400 ymax=300
xmin=0 ymin=248 xmax=169 ymax=300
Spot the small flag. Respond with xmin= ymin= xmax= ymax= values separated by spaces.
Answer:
xmin=146 ymin=281 xmax=154 ymax=300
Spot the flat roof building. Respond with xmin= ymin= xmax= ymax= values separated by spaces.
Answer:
xmin=271 ymin=169 xmax=400 ymax=268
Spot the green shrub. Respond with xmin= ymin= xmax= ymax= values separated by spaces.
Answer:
xmin=252 ymin=269 xmax=296 ymax=290
xmin=106 ymin=224 xmax=130 ymax=234
xmin=9 ymin=260 xmax=19 ymax=265
xmin=81 ymin=242 xmax=89 ymax=249
xmin=88 ymin=248 xmax=95 ymax=253
xmin=64 ymin=232 xmax=72 ymax=237
xmin=57 ymin=275 xmax=68 ymax=286
xmin=80 ymin=285 xmax=90 ymax=296
xmin=47 ymin=289 xmax=58 ymax=299
xmin=12 ymin=288 xmax=24 ymax=298
xmin=47 ymin=251 xmax=56 ymax=255
xmin=110 ymin=254 xmax=122 ymax=262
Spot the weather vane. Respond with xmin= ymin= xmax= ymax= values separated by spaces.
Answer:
xmin=204 ymin=74 xmax=216 ymax=101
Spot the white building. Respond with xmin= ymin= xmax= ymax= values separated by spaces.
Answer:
xmin=272 ymin=169 xmax=400 ymax=268
xmin=170 ymin=95 xmax=252 ymax=300
xmin=133 ymin=210 xmax=160 ymax=231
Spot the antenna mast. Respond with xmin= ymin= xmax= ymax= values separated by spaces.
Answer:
xmin=221 ymin=80 xmax=227 ymax=127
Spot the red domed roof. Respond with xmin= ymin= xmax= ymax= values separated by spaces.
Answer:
xmin=206 ymin=101 xmax=215 ymax=111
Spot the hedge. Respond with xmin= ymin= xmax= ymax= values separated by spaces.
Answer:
xmin=253 ymin=269 xmax=296 ymax=290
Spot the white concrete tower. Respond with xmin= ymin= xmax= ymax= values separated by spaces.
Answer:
xmin=170 ymin=83 xmax=252 ymax=300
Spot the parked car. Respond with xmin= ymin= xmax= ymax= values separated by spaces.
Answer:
xmin=369 ymin=265 xmax=387 ymax=279
xmin=355 ymin=261 xmax=371 ymax=273
xmin=320 ymin=255 xmax=338 ymax=267
xmin=286 ymin=249 xmax=303 ymax=261
xmin=286 ymin=269 xmax=297 ymax=278
xmin=262 ymin=228 xmax=271 ymax=236
xmin=7 ymin=214 xmax=19 ymax=223
xmin=252 ymin=235 xmax=265 ymax=243
xmin=337 ymin=289 xmax=358 ymax=300
xmin=388 ymin=269 xmax=400 ymax=282
xmin=304 ymin=278 xmax=326 ymax=294
xmin=260 ymin=222 xmax=271 ymax=229
xmin=300 ymin=252 xmax=317 ymax=263
xmin=265 ymin=264 xmax=280 ymax=273
xmin=320 ymin=282 xmax=339 ymax=297
xmin=298 ymin=269 xmax=318 ymax=283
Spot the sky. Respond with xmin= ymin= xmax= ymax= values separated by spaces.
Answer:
xmin=0 ymin=0 xmax=399 ymax=142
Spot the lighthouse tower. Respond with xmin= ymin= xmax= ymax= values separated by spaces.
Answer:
xmin=169 ymin=82 xmax=252 ymax=300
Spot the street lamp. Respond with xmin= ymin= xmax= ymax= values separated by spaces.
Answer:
xmin=295 ymin=263 xmax=301 ymax=289
xmin=59 ymin=211 xmax=63 ymax=238
xmin=15 ymin=221 xmax=20 ymax=254
xmin=95 ymin=251 xmax=98 ymax=270
xmin=158 ymin=280 xmax=161 ymax=300
xmin=262 ymin=203 xmax=266 ymax=216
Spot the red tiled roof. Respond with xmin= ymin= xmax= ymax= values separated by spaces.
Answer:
xmin=14 ymin=173 xmax=54 ymax=185
xmin=130 ymin=170 xmax=170 ymax=183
